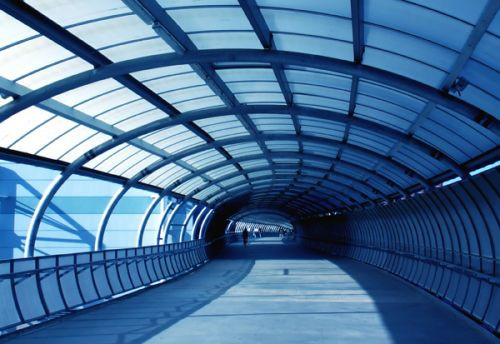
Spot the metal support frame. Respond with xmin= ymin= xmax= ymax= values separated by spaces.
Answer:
xmin=94 ymin=186 xmax=127 ymax=251
xmin=2 ymin=49 xmax=493 ymax=135
xmin=191 ymin=169 xmax=376 ymax=207
xmin=155 ymin=149 xmax=409 ymax=198
xmin=183 ymin=163 xmax=387 ymax=200
xmin=179 ymin=205 xmax=199 ymax=242
xmin=161 ymin=202 xmax=182 ymax=244
xmin=199 ymin=209 xmax=215 ymax=240
xmin=156 ymin=200 xmax=174 ymax=245
xmin=191 ymin=206 xmax=208 ymax=240
xmin=136 ymin=195 xmax=162 ymax=247
xmin=211 ymin=180 xmax=346 ymax=213
xmin=224 ymin=220 xmax=235 ymax=234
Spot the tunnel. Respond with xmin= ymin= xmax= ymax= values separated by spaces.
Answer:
xmin=0 ymin=0 xmax=499 ymax=343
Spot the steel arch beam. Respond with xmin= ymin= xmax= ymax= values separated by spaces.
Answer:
xmin=156 ymin=201 xmax=174 ymax=245
xmin=161 ymin=202 xmax=182 ymax=244
xmin=231 ymin=208 xmax=292 ymax=222
xmin=15 ymin=98 xmax=460 ymax=255
xmin=136 ymin=195 xmax=162 ymax=247
xmin=94 ymin=186 xmax=127 ymax=251
xmin=153 ymin=150 xmax=408 ymax=200
xmin=2 ymin=49 xmax=495 ymax=134
xmin=212 ymin=179 xmax=347 ymax=212
xmin=180 ymin=205 xmax=199 ymax=242
xmin=213 ymin=187 xmax=331 ymax=214
xmin=189 ymin=168 xmax=374 ymax=206
xmin=185 ymin=164 xmax=387 ymax=202
xmin=192 ymin=206 xmax=208 ymax=240
xmin=199 ymin=209 xmax=215 ymax=239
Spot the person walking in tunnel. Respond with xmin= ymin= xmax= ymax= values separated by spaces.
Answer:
xmin=242 ymin=227 xmax=249 ymax=247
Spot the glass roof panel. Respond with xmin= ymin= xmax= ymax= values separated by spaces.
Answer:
xmin=227 ymin=81 xmax=281 ymax=94
xmin=17 ymin=57 xmax=92 ymax=90
xmin=182 ymin=149 xmax=226 ymax=169
xmin=100 ymin=38 xmax=174 ymax=62
xmin=173 ymin=176 xmax=207 ymax=195
xmin=115 ymin=110 xmax=167 ymax=131
xmin=236 ymin=92 xmax=286 ymax=104
xmin=224 ymin=142 xmax=262 ymax=157
xmin=0 ymin=11 xmax=37 ymax=47
xmin=174 ymin=96 xmax=225 ymax=112
xmin=247 ymin=170 xmax=272 ymax=179
xmin=141 ymin=163 xmax=188 ymax=187
xmin=25 ymin=0 xmax=129 ymax=27
xmin=68 ymin=15 xmax=157 ymax=50
xmin=364 ymin=0 xmax=471 ymax=51
xmin=160 ymin=85 xmax=216 ymax=104
xmin=189 ymin=32 xmax=262 ymax=49
xmin=261 ymin=8 xmax=352 ymax=42
xmin=220 ymin=175 xmax=246 ymax=188
xmin=193 ymin=185 xmax=222 ymax=200
xmin=205 ymin=165 xmax=239 ymax=179
xmin=265 ymin=140 xmax=299 ymax=151
xmin=37 ymin=125 xmax=98 ymax=161
xmin=239 ymin=159 xmax=269 ymax=169
xmin=0 ymin=107 xmax=54 ymax=148
xmin=144 ymin=72 xmax=205 ymax=93
xmin=10 ymin=116 xmax=77 ymax=155
xmin=293 ymin=94 xmax=349 ymax=113
xmin=59 ymin=132 xmax=112 ymax=162
xmin=0 ymin=36 xmax=74 ymax=80
xmin=195 ymin=115 xmax=249 ymax=140
xmin=54 ymin=79 xmax=122 ymax=107
xmin=75 ymin=87 xmax=140 ymax=117
xmin=250 ymin=114 xmax=295 ymax=134
xmin=108 ymin=151 xmax=158 ymax=177
xmin=97 ymin=99 xmax=155 ymax=124
xmin=167 ymin=6 xmax=253 ymax=31
xmin=272 ymin=33 xmax=353 ymax=61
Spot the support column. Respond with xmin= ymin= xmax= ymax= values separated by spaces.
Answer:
xmin=191 ymin=207 xmax=208 ymax=240
xmin=199 ymin=209 xmax=214 ymax=240
xmin=161 ymin=202 xmax=182 ymax=244
xmin=94 ymin=186 xmax=128 ymax=251
xmin=136 ymin=195 xmax=162 ymax=247
xmin=156 ymin=200 xmax=174 ymax=245
xmin=179 ymin=205 xmax=199 ymax=242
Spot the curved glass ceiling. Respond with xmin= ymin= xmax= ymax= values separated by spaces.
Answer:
xmin=0 ymin=0 xmax=498 ymax=217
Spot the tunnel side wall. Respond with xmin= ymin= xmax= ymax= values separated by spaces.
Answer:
xmin=296 ymin=168 xmax=499 ymax=335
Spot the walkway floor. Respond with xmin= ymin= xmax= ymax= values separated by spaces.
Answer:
xmin=4 ymin=238 xmax=495 ymax=343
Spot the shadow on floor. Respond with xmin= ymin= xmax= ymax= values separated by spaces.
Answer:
xmin=4 ymin=239 xmax=495 ymax=343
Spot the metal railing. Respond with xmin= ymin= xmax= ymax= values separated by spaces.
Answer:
xmin=0 ymin=234 xmax=237 ymax=336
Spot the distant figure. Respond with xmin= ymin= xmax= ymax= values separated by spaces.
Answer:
xmin=242 ymin=228 xmax=249 ymax=247
xmin=255 ymin=227 xmax=261 ymax=238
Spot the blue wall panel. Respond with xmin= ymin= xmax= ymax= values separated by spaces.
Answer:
xmin=0 ymin=160 xmax=162 ymax=258
xmin=298 ymin=168 xmax=499 ymax=335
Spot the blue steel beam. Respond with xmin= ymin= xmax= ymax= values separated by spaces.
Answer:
xmin=161 ymin=202 xmax=182 ymax=244
xmin=156 ymin=201 xmax=175 ymax=245
xmin=191 ymin=207 xmax=208 ymax=240
xmin=136 ymin=195 xmax=163 ymax=247
xmin=2 ymin=50 xmax=495 ymax=135
xmin=139 ymin=134 xmax=428 ymax=192
xmin=185 ymin=164 xmax=388 ymax=202
xmin=125 ymin=0 xmax=269 ymax=171
xmin=180 ymin=205 xmax=199 ymax=242
xmin=374 ymin=0 xmax=500 ymax=176
xmin=198 ymin=173 xmax=363 ymax=209
xmin=215 ymin=176 xmax=355 ymax=209
xmin=211 ymin=186 xmax=336 ymax=214
xmin=199 ymin=209 xmax=215 ymax=239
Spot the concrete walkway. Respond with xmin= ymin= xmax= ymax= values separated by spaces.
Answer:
xmin=3 ymin=238 xmax=495 ymax=343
